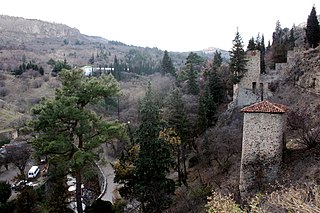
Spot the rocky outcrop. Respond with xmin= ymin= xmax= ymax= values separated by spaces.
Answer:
xmin=0 ymin=15 xmax=81 ymax=41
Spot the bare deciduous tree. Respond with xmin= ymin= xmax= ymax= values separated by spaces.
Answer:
xmin=5 ymin=142 xmax=32 ymax=178
xmin=287 ymin=109 xmax=320 ymax=149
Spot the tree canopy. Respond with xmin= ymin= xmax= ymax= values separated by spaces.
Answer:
xmin=161 ymin=50 xmax=175 ymax=76
xmin=229 ymin=30 xmax=248 ymax=84
xmin=31 ymin=69 xmax=124 ymax=213
xmin=306 ymin=6 xmax=320 ymax=48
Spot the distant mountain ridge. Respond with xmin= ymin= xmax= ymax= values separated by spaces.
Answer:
xmin=201 ymin=47 xmax=230 ymax=60
xmin=0 ymin=14 xmax=228 ymax=72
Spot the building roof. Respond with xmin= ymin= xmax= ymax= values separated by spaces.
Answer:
xmin=241 ymin=100 xmax=287 ymax=113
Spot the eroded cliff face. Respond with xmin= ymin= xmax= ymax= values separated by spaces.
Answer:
xmin=0 ymin=15 xmax=81 ymax=41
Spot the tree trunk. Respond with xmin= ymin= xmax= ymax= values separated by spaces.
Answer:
xmin=181 ymin=146 xmax=188 ymax=187
xmin=76 ymin=133 xmax=83 ymax=213
xmin=75 ymin=170 xmax=83 ymax=213
xmin=177 ymin=147 xmax=182 ymax=186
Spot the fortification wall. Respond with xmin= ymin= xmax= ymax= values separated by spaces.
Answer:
xmin=239 ymin=112 xmax=285 ymax=198
xmin=239 ymin=51 xmax=261 ymax=89
xmin=233 ymin=49 xmax=291 ymax=107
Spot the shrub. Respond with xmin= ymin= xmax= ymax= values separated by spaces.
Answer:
xmin=43 ymin=75 xmax=49 ymax=82
xmin=0 ymin=87 xmax=9 ymax=97
xmin=31 ymin=79 xmax=43 ymax=88
xmin=206 ymin=191 xmax=243 ymax=213
xmin=0 ymin=181 xmax=12 ymax=204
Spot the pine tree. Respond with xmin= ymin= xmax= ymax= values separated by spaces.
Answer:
xmin=229 ymin=29 xmax=248 ymax=84
xmin=31 ymin=69 xmax=124 ymax=213
xmin=161 ymin=50 xmax=175 ymax=76
xmin=306 ymin=6 xmax=320 ymax=48
xmin=213 ymin=50 xmax=223 ymax=68
xmin=185 ymin=52 xmax=204 ymax=65
xmin=135 ymin=82 xmax=175 ymax=212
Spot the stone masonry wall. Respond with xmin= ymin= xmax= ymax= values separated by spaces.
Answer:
xmin=233 ymin=50 xmax=282 ymax=107
xmin=239 ymin=112 xmax=285 ymax=199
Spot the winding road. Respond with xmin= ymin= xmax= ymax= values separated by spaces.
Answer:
xmin=99 ymin=143 xmax=120 ymax=203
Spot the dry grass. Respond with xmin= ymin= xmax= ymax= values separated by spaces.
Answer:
xmin=205 ymin=184 xmax=320 ymax=213
xmin=0 ymin=107 xmax=22 ymax=129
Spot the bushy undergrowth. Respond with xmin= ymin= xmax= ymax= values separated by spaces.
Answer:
xmin=206 ymin=183 xmax=320 ymax=213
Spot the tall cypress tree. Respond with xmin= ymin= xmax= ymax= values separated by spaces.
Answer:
xmin=260 ymin=34 xmax=266 ymax=73
xmin=306 ymin=6 xmax=320 ymax=48
xmin=161 ymin=50 xmax=175 ymax=76
xmin=229 ymin=29 xmax=248 ymax=84
xmin=113 ymin=55 xmax=121 ymax=80
xmin=135 ymin=82 xmax=175 ymax=212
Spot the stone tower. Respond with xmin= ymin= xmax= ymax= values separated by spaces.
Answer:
xmin=239 ymin=100 xmax=287 ymax=199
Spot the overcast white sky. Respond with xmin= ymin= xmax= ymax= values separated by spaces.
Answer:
xmin=0 ymin=0 xmax=317 ymax=52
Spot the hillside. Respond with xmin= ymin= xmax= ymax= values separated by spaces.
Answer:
xmin=0 ymin=15 xmax=228 ymax=76
xmin=2 ymin=13 xmax=320 ymax=213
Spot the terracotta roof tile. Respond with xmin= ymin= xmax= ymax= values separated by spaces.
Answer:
xmin=241 ymin=100 xmax=287 ymax=113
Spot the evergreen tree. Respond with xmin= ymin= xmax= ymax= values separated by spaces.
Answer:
xmin=266 ymin=40 xmax=271 ymax=51
xmin=134 ymin=82 xmax=175 ymax=212
xmin=212 ymin=50 xmax=223 ymax=67
xmin=165 ymin=88 xmax=190 ymax=186
xmin=260 ymin=34 xmax=266 ymax=73
xmin=31 ymin=69 xmax=124 ymax=213
xmin=197 ymin=85 xmax=216 ymax=133
xmin=229 ymin=29 xmax=248 ymax=84
xmin=185 ymin=52 xmax=204 ymax=65
xmin=273 ymin=20 xmax=283 ymax=45
xmin=186 ymin=64 xmax=199 ymax=95
xmin=161 ymin=50 xmax=175 ymax=76
xmin=16 ymin=186 xmax=38 ymax=213
xmin=271 ymin=21 xmax=287 ymax=66
xmin=88 ymin=53 xmax=95 ymax=65
xmin=113 ymin=55 xmax=121 ymax=80
xmin=247 ymin=37 xmax=256 ymax=50
xmin=0 ymin=181 xmax=11 ymax=204
xmin=198 ymin=66 xmax=223 ymax=133
xmin=206 ymin=66 xmax=224 ymax=104
xmin=306 ymin=6 xmax=320 ymax=48
xmin=287 ymin=26 xmax=296 ymax=50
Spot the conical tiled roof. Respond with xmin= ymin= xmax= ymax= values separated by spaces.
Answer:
xmin=241 ymin=100 xmax=287 ymax=113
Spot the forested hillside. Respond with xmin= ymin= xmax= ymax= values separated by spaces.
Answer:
xmin=0 ymin=9 xmax=320 ymax=213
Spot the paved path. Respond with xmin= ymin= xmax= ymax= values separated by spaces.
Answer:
xmin=99 ymin=144 xmax=120 ymax=203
